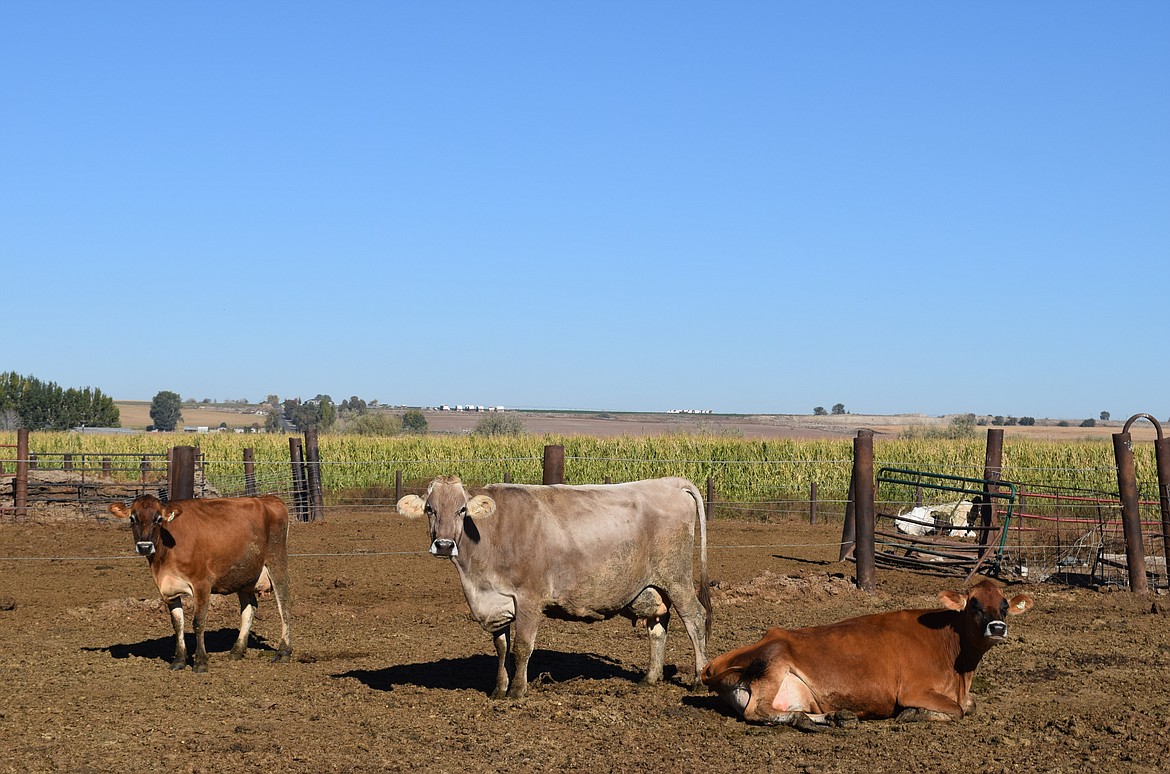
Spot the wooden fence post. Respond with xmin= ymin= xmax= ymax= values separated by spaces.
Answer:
xmin=977 ymin=429 xmax=1004 ymax=547
xmin=853 ymin=430 xmax=876 ymax=593
xmin=304 ymin=429 xmax=324 ymax=521
xmin=169 ymin=446 xmax=197 ymax=501
xmin=14 ymin=429 xmax=28 ymax=520
xmin=1113 ymin=431 xmax=1148 ymax=593
xmin=289 ymin=438 xmax=309 ymax=522
xmin=243 ymin=448 xmax=257 ymax=496
xmin=542 ymin=444 xmax=564 ymax=485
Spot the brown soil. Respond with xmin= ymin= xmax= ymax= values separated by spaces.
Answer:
xmin=2 ymin=510 xmax=1168 ymax=773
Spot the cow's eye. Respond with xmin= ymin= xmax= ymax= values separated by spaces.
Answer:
xmin=424 ymin=504 xmax=435 ymax=516
xmin=458 ymin=506 xmax=468 ymax=517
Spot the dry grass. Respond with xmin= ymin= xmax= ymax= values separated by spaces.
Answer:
xmin=115 ymin=401 xmax=266 ymax=431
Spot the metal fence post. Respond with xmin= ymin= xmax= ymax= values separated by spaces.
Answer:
xmin=1113 ymin=431 xmax=1148 ymax=593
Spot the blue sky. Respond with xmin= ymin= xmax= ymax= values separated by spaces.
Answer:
xmin=3 ymin=3 xmax=1167 ymax=419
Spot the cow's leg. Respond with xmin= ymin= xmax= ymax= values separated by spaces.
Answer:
xmin=625 ymin=587 xmax=670 ymax=685
xmin=166 ymin=597 xmax=187 ymax=670
xmin=191 ymin=585 xmax=211 ymax=673
xmin=894 ymin=690 xmax=965 ymax=722
xmin=490 ymin=628 xmax=510 ymax=699
xmin=666 ymin=583 xmax=708 ymax=689
xmin=506 ymin=611 xmax=540 ymax=699
xmin=642 ymin=611 xmax=669 ymax=685
xmin=231 ymin=590 xmax=258 ymax=660
xmin=264 ymin=553 xmax=293 ymax=663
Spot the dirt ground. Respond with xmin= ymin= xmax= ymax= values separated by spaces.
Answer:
xmin=2 ymin=508 xmax=1169 ymax=773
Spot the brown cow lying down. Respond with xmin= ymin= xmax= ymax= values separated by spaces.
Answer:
xmin=701 ymin=579 xmax=1032 ymax=731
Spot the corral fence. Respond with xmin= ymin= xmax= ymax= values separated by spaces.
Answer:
xmin=4 ymin=418 xmax=1169 ymax=595
xmin=842 ymin=417 xmax=1170 ymax=594
xmin=0 ymin=428 xmax=326 ymax=523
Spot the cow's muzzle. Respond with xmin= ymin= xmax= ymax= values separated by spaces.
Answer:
xmin=430 ymin=539 xmax=458 ymax=557
xmin=985 ymin=620 xmax=1007 ymax=639
xmin=135 ymin=541 xmax=156 ymax=557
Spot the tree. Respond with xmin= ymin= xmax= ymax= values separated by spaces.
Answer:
xmin=831 ymin=403 xmax=846 ymax=415
xmin=1080 ymin=418 xmax=1096 ymax=428
xmin=1100 ymin=411 xmax=1111 ymax=421
xmin=264 ymin=408 xmax=283 ymax=433
xmin=150 ymin=391 xmax=183 ymax=431
xmin=344 ymin=413 xmax=402 ymax=436
xmin=1019 ymin=417 xmax=1036 ymax=426
xmin=402 ymin=409 xmax=428 ymax=434
xmin=474 ymin=412 xmax=526 ymax=436
xmin=813 ymin=406 xmax=827 ymax=416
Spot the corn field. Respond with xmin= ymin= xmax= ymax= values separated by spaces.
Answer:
xmin=2 ymin=431 xmax=1157 ymax=510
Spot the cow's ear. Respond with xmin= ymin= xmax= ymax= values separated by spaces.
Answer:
xmin=939 ymin=590 xmax=967 ymax=611
xmin=108 ymin=503 xmax=129 ymax=519
xmin=1006 ymin=594 xmax=1033 ymax=615
xmin=166 ymin=507 xmax=182 ymax=522
xmin=397 ymin=495 xmax=426 ymax=519
xmin=466 ymin=494 xmax=496 ymax=519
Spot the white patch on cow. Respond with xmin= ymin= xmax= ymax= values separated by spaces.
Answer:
xmin=155 ymin=573 xmax=195 ymax=601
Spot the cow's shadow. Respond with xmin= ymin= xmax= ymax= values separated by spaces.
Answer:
xmin=82 ymin=629 xmax=277 ymax=663
xmin=336 ymin=650 xmax=643 ymax=694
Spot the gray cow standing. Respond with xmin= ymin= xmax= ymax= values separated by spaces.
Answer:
xmin=397 ymin=476 xmax=712 ymax=698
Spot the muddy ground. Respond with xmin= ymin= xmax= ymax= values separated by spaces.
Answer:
xmin=1 ymin=508 xmax=1168 ymax=773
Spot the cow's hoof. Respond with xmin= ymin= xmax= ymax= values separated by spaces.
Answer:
xmin=168 ymin=661 xmax=186 ymax=671
xmin=790 ymin=713 xmax=825 ymax=734
xmin=896 ymin=708 xmax=952 ymax=723
xmin=270 ymin=649 xmax=292 ymax=664
xmin=228 ymin=650 xmax=246 ymax=661
xmin=829 ymin=710 xmax=859 ymax=729
xmin=193 ymin=662 xmax=209 ymax=674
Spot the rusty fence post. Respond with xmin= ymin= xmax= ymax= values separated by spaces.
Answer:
xmin=706 ymin=476 xmax=715 ymax=522
xmin=1155 ymin=435 xmax=1170 ymax=584
xmin=15 ymin=429 xmax=29 ymax=520
xmin=243 ymin=448 xmax=257 ymax=496
xmin=853 ymin=430 xmax=876 ymax=593
xmin=1113 ymin=430 xmax=1149 ymax=593
xmin=809 ymin=481 xmax=818 ymax=525
xmin=542 ymin=444 xmax=564 ymax=485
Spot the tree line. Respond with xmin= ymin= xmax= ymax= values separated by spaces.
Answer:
xmin=0 ymin=371 xmax=120 ymax=430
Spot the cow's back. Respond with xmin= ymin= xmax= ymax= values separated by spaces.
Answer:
xmin=160 ymin=496 xmax=289 ymax=593
xmin=471 ymin=478 xmax=701 ymax=616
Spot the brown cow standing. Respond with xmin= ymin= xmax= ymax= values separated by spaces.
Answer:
xmin=701 ymin=579 xmax=1032 ymax=730
xmin=397 ymin=476 xmax=711 ymax=699
xmin=108 ymin=494 xmax=293 ymax=672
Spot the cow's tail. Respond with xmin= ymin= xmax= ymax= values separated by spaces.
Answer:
xmin=687 ymin=482 xmax=713 ymax=641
